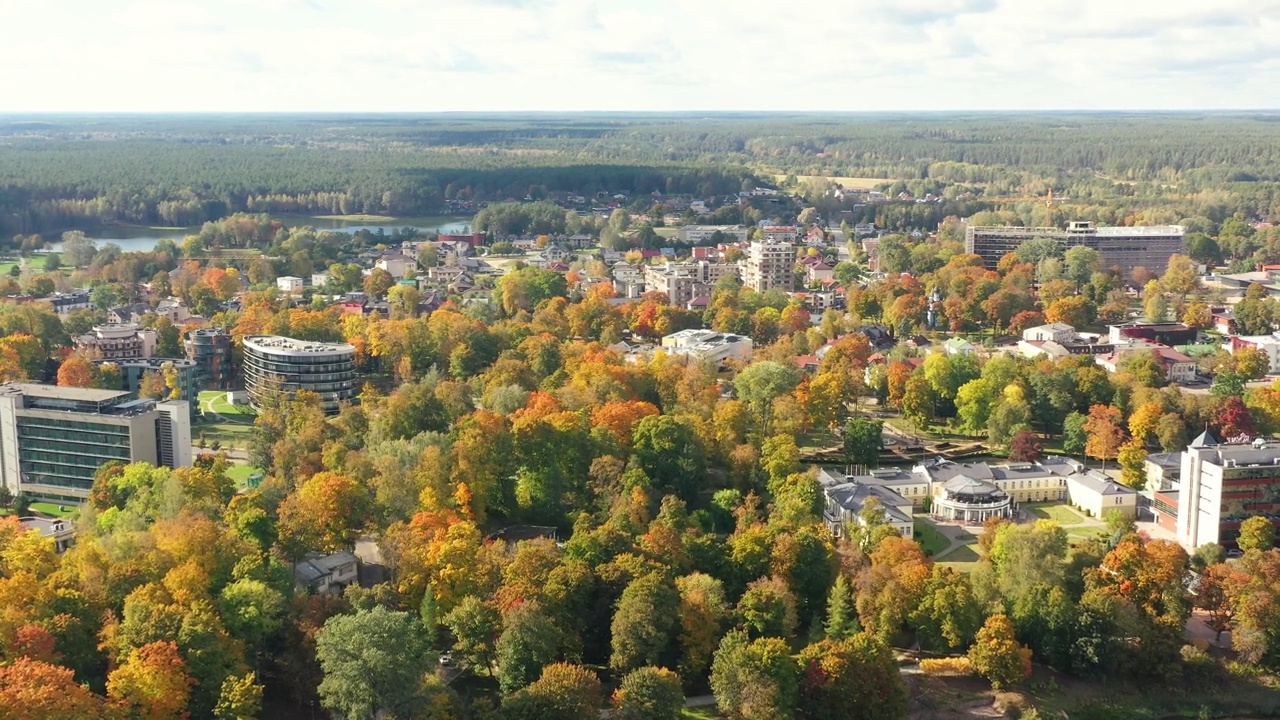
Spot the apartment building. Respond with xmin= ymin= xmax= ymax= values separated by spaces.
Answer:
xmin=965 ymin=221 xmax=1185 ymax=276
xmin=74 ymin=324 xmax=157 ymax=360
xmin=741 ymin=240 xmax=795 ymax=292
xmin=0 ymin=383 xmax=191 ymax=504
xmin=184 ymin=328 xmax=235 ymax=390
xmin=643 ymin=261 xmax=738 ymax=307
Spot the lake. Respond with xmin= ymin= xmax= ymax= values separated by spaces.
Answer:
xmin=46 ymin=216 xmax=474 ymax=253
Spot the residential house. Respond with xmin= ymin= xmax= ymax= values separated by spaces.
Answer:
xmin=293 ymin=551 xmax=360 ymax=594
xmin=276 ymin=276 xmax=304 ymax=295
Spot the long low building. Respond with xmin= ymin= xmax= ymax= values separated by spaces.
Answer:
xmin=660 ymin=329 xmax=754 ymax=365
xmin=966 ymin=221 xmax=1185 ymax=276
xmin=0 ymin=383 xmax=191 ymax=504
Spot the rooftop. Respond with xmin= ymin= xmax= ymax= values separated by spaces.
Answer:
xmin=243 ymin=335 xmax=356 ymax=355
xmin=0 ymin=383 xmax=130 ymax=403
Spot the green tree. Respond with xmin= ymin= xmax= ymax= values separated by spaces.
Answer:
xmin=497 ymin=601 xmax=564 ymax=694
xmin=213 ymin=673 xmax=264 ymax=720
xmin=1063 ymin=411 xmax=1087 ymax=456
xmin=443 ymin=595 xmax=501 ymax=675
xmin=315 ymin=606 xmax=433 ymax=720
xmin=843 ymin=417 xmax=883 ymax=470
xmin=968 ymin=614 xmax=1032 ymax=690
xmin=910 ymin=566 xmax=982 ymax=652
xmin=1237 ymin=516 xmax=1276 ymax=552
xmin=612 ymin=667 xmax=684 ymax=720
xmin=631 ymin=415 xmax=706 ymax=501
xmin=1063 ymin=245 xmax=1100 ymax=287
xmin=610 ymin=573 xmax=679 ymax=674
xmin=1142 ymin=280 xmax=1168 ymax=323
xmin=737 ymin=576 xmax=799 ymax=640
xmin=823 ymin=575 xmax=859 ymax=640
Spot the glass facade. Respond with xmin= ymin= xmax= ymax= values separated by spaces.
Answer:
xmin=16 ymin=416 xmax=132 ymax=493
xmin=243 ymin=337 xmax=356 ymax=414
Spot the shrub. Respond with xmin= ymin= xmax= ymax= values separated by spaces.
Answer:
xmin=919 ymin=657 xmax=973 ymax=676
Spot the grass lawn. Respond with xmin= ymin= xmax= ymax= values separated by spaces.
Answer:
xmin=196 ymin=421 xmax=254 ymax=449
xmin=29 ymin=502 xmax=77 ymax=518
xmin=914 ymin=519 xmax=952 ymax=556
xmin=937 ymin=544 xmax=983 ymax=572
xmin=0 ymin=262 xmax=17 ymax=275
xmin=1026 ymin=503 xmax=1086 ymax=525
xmin=226 ymin=464 xmax=264 ymax=488
xmin=681 ymin=708 xmax=721 ymax=719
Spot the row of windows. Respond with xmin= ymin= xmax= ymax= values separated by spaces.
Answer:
xmin=244 ymin=369 xmax=355 ymax=386
xmin=19 ymin=416 xmax=130 ymax=435
xmin=20 ymin=447 xmax=130 ymax=467
xmin=244 ymin=349 xmax=354 ymax=367
xmin=244 ymin=357 xmax=355 ymax=375
xmin=19 ymin=431 xmax=131 ymax=449
xmin=20 ymin=463 xmax=97 ymax=485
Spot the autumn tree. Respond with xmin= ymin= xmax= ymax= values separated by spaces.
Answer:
xmin=675 ymin=572 xmax=729 ymax=679
xmin=277 ymin=471 xmax=372 ymax=555
xmin=107 ymin=641 xmax=195 ymax=720
xmin=1238 ymin=516 xmax=1276 ymax=552
xmin=502 ymin=663 xmax=601 ymax=720
xmin=56 ymin=355 xmax=95 ymax=388
xmin=1082 ymin=404 xmax=1125 ymax=469
xmin=968 ymin=614 xmax=1032 ymax=690
xmin=0 ymin=657 xmax=108 ymax=720
xmin=612 ymin=667 xmax=684 ymax=720
xmin=1007 ymin=429 xmax=1043 ymax=463
xmin=797 ymin=635 xmax=907 ymax=720
xmin=497 ymin=600 xmax=566 ymax=694
xmin=710 ymin=631 xmax=799 ymax=720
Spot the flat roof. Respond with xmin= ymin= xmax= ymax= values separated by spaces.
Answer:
xmin=243 ymin=335 xmax=356 ymax=355
xmin=0 ymin=382 xmax=130 ymax=402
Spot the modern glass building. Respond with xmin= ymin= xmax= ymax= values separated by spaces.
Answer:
xmin=242 ymin=336 xmax=357 ymax=414
xmin=185 ymin=328 xmax=235 ymax=390
xmin=0 ymin=383 xmax=192 ymax=504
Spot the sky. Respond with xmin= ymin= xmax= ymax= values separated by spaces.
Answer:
xmin=2 ymin=0 xmax=1278 ymax=113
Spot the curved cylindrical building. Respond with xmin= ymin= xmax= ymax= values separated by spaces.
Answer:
xmin=242 ymin=336 xmax=356 ymax=413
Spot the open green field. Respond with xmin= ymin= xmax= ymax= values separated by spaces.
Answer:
xmin=681 ymin=708 xmax=721 ymax=720
xmin=195 ymin=421 xmax=253 ymax=449
xmin=773 ymin=173 xmax=889 ymax=190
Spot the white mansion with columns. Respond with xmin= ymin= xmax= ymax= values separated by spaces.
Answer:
xmin=818 ymin=456 xmax=1136 ymax=535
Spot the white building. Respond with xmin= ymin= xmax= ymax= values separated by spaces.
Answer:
xmin=741 ymin=240 xmax=795 ymax=292
xmin=1227 ymin=333 xmax=1280 ymax=373
xmin=762 ymin=226 xmax=799 ymax=242
xmin=660 ymin=329 xmax=754 ymax=364
xmin=676 ymin=225 xmax=749 ymax=244
xmin=817 ymin=468 xmax=914 ymax=539
xmin=293 ymin=551 xmax=360 ymax=594
xmin=74 ymin=324 xmax=157 ymax=360
xmin=1176 ymin=431 xmax=1280 ymax=549
xmin=1064 ymin=469 xmax=1138 ymax=520
xmin=1022 ymin=323 xmax=1076 ymax=344
xmin=276 ymin=276 xmax=304 ymax=294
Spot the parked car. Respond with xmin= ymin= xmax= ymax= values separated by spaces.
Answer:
xmin=439 ymin=651 xmax=454 ymax=666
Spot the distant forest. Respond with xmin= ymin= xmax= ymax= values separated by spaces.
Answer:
xmin=4 ymin=112 xmax=1280 ymax=236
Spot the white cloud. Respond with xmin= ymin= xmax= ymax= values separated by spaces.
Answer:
xmin=0 ymin=0 xmax=1275 ymax=111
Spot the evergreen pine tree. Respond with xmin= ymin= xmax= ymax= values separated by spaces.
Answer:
xmin=824 ymin=575 xmax=859 ymax=640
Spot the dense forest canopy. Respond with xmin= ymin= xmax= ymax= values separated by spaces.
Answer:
xmin=6 ymin=112 xmax=1280 ymax=235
